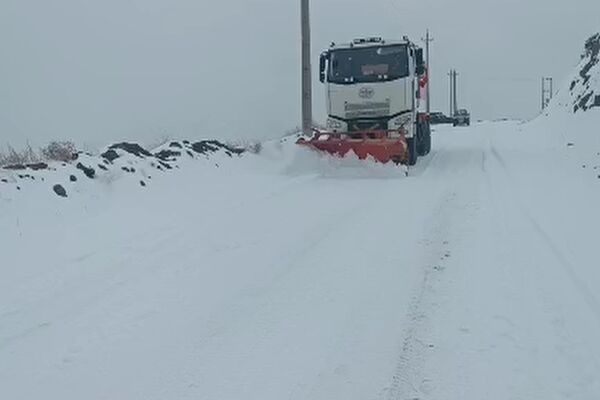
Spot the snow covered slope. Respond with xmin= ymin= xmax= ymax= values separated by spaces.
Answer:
xmin=2 ymin=120 xmax=600 ymax=399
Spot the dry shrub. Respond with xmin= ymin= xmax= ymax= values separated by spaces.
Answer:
xmin=41 ymin=141 xmax=76 ymax=162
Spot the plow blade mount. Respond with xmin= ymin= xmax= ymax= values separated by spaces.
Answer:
xmin=297 ymin=130 xmax=408 ymax=164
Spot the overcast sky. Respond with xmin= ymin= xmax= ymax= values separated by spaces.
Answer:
xmin=1 ymin=0 xmax=599 ymax=149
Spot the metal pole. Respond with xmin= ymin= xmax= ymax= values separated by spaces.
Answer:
xmin=542 ymin=77 xmax=546 ymax=111
xmin=301 ymin=0 xmax=313 ymax=136
xmin=449 ymin=70 xmax=453 ymax=116
xmin=453 ymin=70 xmax=458 ymax=115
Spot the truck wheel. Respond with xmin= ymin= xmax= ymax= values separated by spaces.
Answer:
xmin=423 ymin=123 xmax=432 ymax=155
xmin=416 ymin=122 xmax=426 ymax=156
xmin=407 ymin=137 xmax=417 ymax=165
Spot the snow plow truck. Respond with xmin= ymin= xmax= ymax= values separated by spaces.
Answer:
xmin=298 ymin=37 xmax=431 ymax=165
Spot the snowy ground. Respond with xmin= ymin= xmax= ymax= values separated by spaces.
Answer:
xmin=1 ymin=120 xmax=600 ymax=399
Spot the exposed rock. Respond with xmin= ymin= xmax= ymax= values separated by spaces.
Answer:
xmin=97 ymin=164 xmax=108 ymax=171
xmin=108 ymin=143 xmax=153 ymax=158
xmin=191 ymin=140 xmax=244 ymax=156
xmin=573 ymin=33 xmax=600 ymax=113
xmin=101 ymin=149 xmax=120 ymax=162
xmin=169 ymin=142 xmax=183 ymax=148
xmin=53 ymin=184 xmax=67 ymax=197
xmin=155 ymin=149 xmax=182 ymax=161
xmin=140 ymin=180 xmax=146 ymax=187
xmin=76 ymin=163 xmax=95 ymax=179
xmin=158 ymin=161 xmax=172 ymax=170
xmin=26 ymin=162 xmax=48 ymax=171
xmin=70 ymin=175 xmax=77 ymax=182
xmin=3 ymin=164 xmax=26 ymax=170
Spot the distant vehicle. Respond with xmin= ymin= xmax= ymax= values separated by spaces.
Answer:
xmin=430 ymin=112 xmax=455 ymax=125
xmin=453 ymin=109 xmax=471 ymax=126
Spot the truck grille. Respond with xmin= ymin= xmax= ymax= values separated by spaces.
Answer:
xmin=345 ymin=101 xmax=390 ymax=119
xmin=348 ymin=120 xmax=388 ymax=132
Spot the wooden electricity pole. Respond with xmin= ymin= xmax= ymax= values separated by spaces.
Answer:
xmin=301 ymin=0 xmax=313 ymax=135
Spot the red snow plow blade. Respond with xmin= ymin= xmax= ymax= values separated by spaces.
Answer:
xmin=297 ymin=130 xmax=408 ymax=164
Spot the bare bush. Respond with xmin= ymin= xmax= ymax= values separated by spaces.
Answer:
xmin=0 ymin=143 xmax=41 ymax=166
xmin=41 ymin=141 xmax=76 ymax=162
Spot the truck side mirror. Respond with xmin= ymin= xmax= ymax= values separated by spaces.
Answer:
xmin=415 ymin=48 xmax=425 ymax=75
xmin=319 ymin=52 xmax=328 ymax=83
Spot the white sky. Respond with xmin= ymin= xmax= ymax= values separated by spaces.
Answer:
xmin=1 ymin=0 xmax=599 ymax=149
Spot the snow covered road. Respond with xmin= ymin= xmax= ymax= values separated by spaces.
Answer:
xmin=1 ymin=121 xmax=600 ymax=399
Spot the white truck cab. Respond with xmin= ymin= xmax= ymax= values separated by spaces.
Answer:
xmin=318 ymin=37 xmax=431 ymax=164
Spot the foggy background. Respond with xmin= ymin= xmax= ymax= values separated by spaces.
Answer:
xmin=1 ymin=0 xmax=599 ymax=150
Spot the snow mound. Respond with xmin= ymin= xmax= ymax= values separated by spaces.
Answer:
xmin=0 ymin=140 xmax=246 ymax=199
xmin=260 ymin=133 xmax=407 ymax=179
xmin=528 ymin=34 xmax=600 ymax=180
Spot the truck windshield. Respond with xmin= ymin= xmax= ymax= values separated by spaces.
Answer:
xmin=328 ymin=45 xmax=409 ymax=84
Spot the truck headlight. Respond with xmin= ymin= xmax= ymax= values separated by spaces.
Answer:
xmin=326 ymin=118 xmax=345 ymax=131
xmin=391 ymin=114 xmax=412 ymax=128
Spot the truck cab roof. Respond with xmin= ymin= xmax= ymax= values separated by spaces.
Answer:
xmin=329 ymin=37 xmax=413 ymax=51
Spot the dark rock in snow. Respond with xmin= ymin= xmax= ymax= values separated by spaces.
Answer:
xmin=108 ymin=142 xmax=152 ymax=158
xmin=191 ymin=140 xmax=244 ymax=156
xmin=169 ymin=142 xmax=183 ymax=148
xmin=3 ymin=164 xmax=26 ymax=170
xmin=140 ymin=180 xmax=146 ymax=187
xmin=101 ymin=149 xmax=120 ymax=162
xmin=573 ymin=33 xmax=600 ymax=112
xmin=159 ymin=161 xmax=172 ymax=170
xmin=155 ymin=149 xmax=182 ymax=161
xmin=53 ymin=184 xmax=67 ymax=197
xmin=1 ymin=178 xmax=8 ymax=183
xmin=76 ymin=163 xmax=95 ymax=179
xmin=97 ymin=164 xmax=108 ymax=171
xmin=26 ymin=162 xmax=48 ymax=171
xmin=70 ymin=175 xmax=77 ymax=182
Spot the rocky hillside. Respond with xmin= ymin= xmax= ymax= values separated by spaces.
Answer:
xmin=557 ymin=33 xmax=600 ymax=113
xmin=0 ymin=140 xmax=246 ymax=198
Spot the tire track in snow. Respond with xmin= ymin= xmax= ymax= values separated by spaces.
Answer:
xmin=490 ymin=145 xmax=600 ymax=325
xmin=380 ymin=139 xmax=486 ymax=400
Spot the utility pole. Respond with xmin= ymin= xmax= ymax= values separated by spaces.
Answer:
xmin=448 ymin=70 xmax=453 ymax=116
xmin=422 ymin=30 xmax=434 ymax=115
xmin=541 ymin=77 xmax=553 ymax=110
xmin=448 ymin=69 xmax=458 ymax=116
xmin=453 ymin=70 xmax=458 ymax=115
xmin=301 ymin=0 xmax=313 ymax=136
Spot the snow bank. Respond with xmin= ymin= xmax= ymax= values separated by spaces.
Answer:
xmin=0 ymin=140 xmax=247 ymax=201
xmin=526 ymin=33 xmax=600 ymax=178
